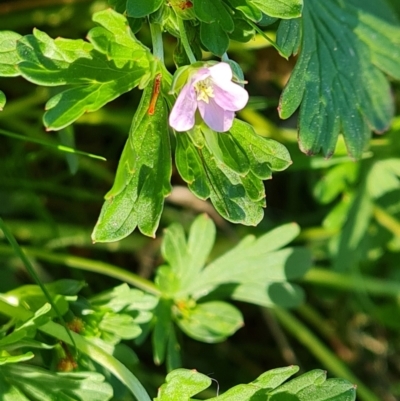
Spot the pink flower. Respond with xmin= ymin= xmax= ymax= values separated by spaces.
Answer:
xmin=169 ymin=62 xmax=249 ymax=133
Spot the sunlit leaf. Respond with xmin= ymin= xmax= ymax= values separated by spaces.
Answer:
xmin=92 ymin=75 xmax=171 ymax=241
xmin=155 ymin=369 xmax=211 ymax=401
xmin=248 ymin=0 xmax=303 ymax=19
xmin=279 ymin=0 xmax=400 ymax=158
xmin=0 ymin=365 xmax=113 ymax=401
xmin=0 ymin=31 xmax=22 ymax=77
xmin=175 ymin=301 xmax=243 ymax=343
xmin=15 ymin=9 xmax=151 ymax=130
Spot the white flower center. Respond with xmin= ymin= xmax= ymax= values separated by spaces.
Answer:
xmin=194 ymin=78 xmax=214 ymax=104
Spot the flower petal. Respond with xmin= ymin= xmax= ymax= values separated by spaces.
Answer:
xmin=208 ymin=62 xmax=233 ymax=83
xmin=191 ymin=68 xmax=211 ymax=85
xmin=198 ymin=98 xmax=235 ymax=132
xmin=169 ymin=81 xmax=198 ymax=132
xmin=213 ymin=82 xmax=249 ymax=111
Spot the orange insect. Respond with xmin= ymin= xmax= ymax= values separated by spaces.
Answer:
xmin=148 ymin=73 xmax=162 ymax=115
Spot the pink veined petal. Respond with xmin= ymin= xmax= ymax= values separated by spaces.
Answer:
xmin=169 ymin=81 xmax=198 ymax=132
xmin=213 ymin=82 xmax=249 ymax=111
xmin=208 ymin=62 xmax=233 ymax=83
xmin=198 ymin=98 xmax=235 ymax=132
xmin=191 ymin=68 xmax=211 ymax=85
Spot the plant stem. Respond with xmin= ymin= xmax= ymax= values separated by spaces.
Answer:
xmin=177 ymin=16 xmax=196 ymax=64
xmin=149 ymin=21 xmax=164 ymax=62
xmin=0 ymin=128 xmax=106 ymax=161
xmin=303 ymin=268 xmax=400 ymax=297
xmin=0 ymin=244 xmax=160 ymax=296
xmin=273 ymin=307 xmax=380 ymax=401
xmin=373 ymin=205 xmax=400 ymax=237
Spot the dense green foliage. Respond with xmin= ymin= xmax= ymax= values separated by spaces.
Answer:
xmin=1 ymin=0 xmax=400 ymax=400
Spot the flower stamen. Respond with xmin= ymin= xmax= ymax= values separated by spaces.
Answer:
xmin=194 ymin=78 xmax=214 ymax=104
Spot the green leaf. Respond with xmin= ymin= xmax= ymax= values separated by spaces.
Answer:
xmin=331 ymin=181 xmax=373 ymax=271
xmin=0 ymin=352 xmax=34 ymax=366
xmin=175 ymin=301 xmax=243 ymax=343
xmin=193 ymin=0 xmax=234 ymax=32
xmin=225 ymin=0 xmax=262 ymax=22
xmin=186 ymin=214 xmax=216 ymax=281
xmin=0 ymin=31 xmax=22 ymax=77
xmin=161 ymin=222 xmax=187 ymax=278
xmin=155 ymin=369 xmax=212 ymax=401
xmin=0 ymin=90 xmax=5 ymax=110
xmin=0 ymin=365 xmax=113 ymax=401
xmin=157 ymin=215 xmax=215 ymax=297
xmin=279 ymin=0 xmax=400 ymax=158
xmin=109 ymin=0 xmax=127 ymax=13
xmin=200 ymin=22 xmax=229 ymax=56
xmin=228 ymin=18 xmax=255 ymax=43
xmin=90 ymin=284 xmax=158 ymax=313
xmin=276 ymin=18 xmax=301 ymax=58
xmin=157 ymin=366 xmax=356 ymax=401
xmin=367 ymin=159 xmax=400 ymax=199
xmin=184 ymin=221 xmax=310 ymax=299
xmin=92 ymin=76 xmax=172 ymax=241
xmin=126 ymin=0 xmax=164 ymax=18
xmin=313 ymin=163 xmax=359 ymax=204
xmin=16 ymin=9 xmax=150 ymax=130
xmin=175 ymin=133 xmax=210 ymax=200
xmin=201 ymin=145 xmax=265 ymax=225
xmin=152 ymin=299 xmax=174 ymax=365
xmin=268 ymin=369 xmax=356 ymax=400
xmin=240 ymin=282 xmax=305 ymax=308
xmin=203 ymin=126 xmax=250 ymax=175
xmin=229 ymin=119 xmax=292 ymax=179
xmin=163 ymin=221 xmax=309 ymax=308
xmin=248 ymin=0 xmax=302 ymax=19
xmin=99 ymin=313 xmax=142 ymax=339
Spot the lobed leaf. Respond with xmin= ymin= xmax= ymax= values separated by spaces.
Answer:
xmin=0 ymin=30 xmax=22 ymax=77
xmin=0 ymin=365 xmax=113 ymax=401
xmin=248 ymin=0 xmax=303 ymax=19
xmin=155 ymin=369 xmax=212 ymax=401
xmin=92 ymin=75 xmax=172 ymax=241
xmin=175 ymin=301 xmax=243 ymax=343
xmin=279 ymin=0 xmax=400 ymax=158
xmin=15 ymin=9 xmax=151 ymax=130
xmin=156 ymin=367 xmax=356 ymax=401
xmin=175 ymin=120 xmax=291 ymax=226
